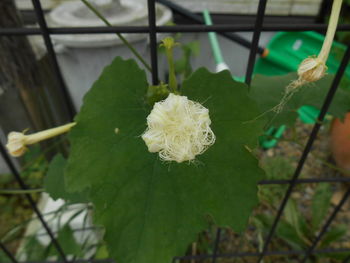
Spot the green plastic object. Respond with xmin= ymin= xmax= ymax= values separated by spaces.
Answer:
xmin=202 ymin=9 xmax=225 ymax=65
xmin=255 ymin=31 xmax=349 ymax=76
xmin=202 ymin=10 xmax=285 ymax=149
xmin=202 ymin=9 xmax=230 ymax=72
xmin=254 ymin=31 xmax=349 ymax=123
xmin=260 ymin=125 xmax=286 ymax=149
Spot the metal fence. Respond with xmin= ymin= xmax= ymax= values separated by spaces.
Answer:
xmin=1 ymin=0 xmax=350 ymax=262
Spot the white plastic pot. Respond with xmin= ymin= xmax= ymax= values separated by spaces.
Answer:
xmin=47 ymin=0 xmax=172 ymax=110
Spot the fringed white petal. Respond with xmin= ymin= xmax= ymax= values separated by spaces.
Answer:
xmin=142 ymin=93 xmax=215 ymax=163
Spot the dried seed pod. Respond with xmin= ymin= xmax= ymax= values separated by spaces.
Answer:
xmin=297 ymin=57 xmax=327 ymax=83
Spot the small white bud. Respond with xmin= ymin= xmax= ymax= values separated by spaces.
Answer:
xmin=297 ymin=57 xmax=327 ymax=83
xmin=142 ymin=93 xmax=216 ymax=163
xmin=6 ymin=132 xmax=28 ymax=157
xmin=5 ymin=123 xmax=76 ymax=157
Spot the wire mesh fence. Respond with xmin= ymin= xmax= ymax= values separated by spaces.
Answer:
xmin=1 ymin=0 xmax=350 ymax=262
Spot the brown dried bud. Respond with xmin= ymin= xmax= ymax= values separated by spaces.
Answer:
xmin=297 ymin=57 xmax=327 ymax=83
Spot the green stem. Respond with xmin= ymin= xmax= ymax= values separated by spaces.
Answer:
xmin=0 ymin=188 xmax=43 ymax=194
xmin=318 ymin=0 xmax=343 ymax=62
xmin=166 ymin=48 xmax=178 ymax=93
xmin=162 ymin=37 xmax=178 ymax=93
xmin=81 ymin=0 xmax=152 ymax=72
xmin=25 ymin=123 xmax=75 ymax=145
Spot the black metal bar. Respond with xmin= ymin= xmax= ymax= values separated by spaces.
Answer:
xmin=5 ymin=247 xmax=350 ymax=263
xmin=25 ymin=260 xmax=115 ymax=263
xmin=257 ymin=44 xmax=350 ymax=263
xmin=3 ymin=24 xmax=350 ymax=36
xmin=24 ymin=226 xmax=102 ymax=238
xmin=156 ymin=0 xmax=265 ymax=55
xmin=259 ymin=177 xmax=350 ymax=185
xmin=245 ymin=0 xmax=267 ymax=85
xmin=172 ymin=247 xmax=350 ymax=261
xmin=0 ymin=143 xmax=68 ymax=263
xmin=212 ymin=228 xmax=222 ymax=263
xmin=0 ymin=242 xmax=18 ymax=263
xmin=31 ymin=0 xmax=76 ymax=120
xmin=316 ymin=0 xmax=332 ymax=23
xmin=7 ymin=245 xmax=350 ymax=263
xmin=301 ymin=187 xmax=350 ymax=263
xmin=147 ymin=0 xmax=159 ymax=85
xmin=2 ymin=177 xmax=350 ymax=196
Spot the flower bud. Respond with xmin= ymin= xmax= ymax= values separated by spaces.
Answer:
xmin=5 ymin=123 xmax=76 ymax=157
xmin=6 ymin=132 xmax=27 ymax=157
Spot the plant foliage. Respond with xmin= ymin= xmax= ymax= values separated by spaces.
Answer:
xmin=43 ymin=55 xmax=350 ymax=263
xmin=45 ymin=57 xmax=267 ymax=263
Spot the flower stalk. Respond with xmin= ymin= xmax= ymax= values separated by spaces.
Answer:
xmin=0 ymin=188 xmax=43 ymax=195
xmin=6 ymin=123 xmax=76 ymax=157
xmin=318 ymin=0 xmax=342 ymax=63
xmin=161 ymin=37 xmax=180 ymax=94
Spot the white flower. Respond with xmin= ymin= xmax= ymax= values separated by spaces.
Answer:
xmin=142 ymin=93 xmax=215 ymax=163
xmin=6 ymin=123 xmax=76 ymax=157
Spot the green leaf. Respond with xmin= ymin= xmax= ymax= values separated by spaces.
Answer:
xmin=48 ymin=225 xmax=82 ymax=257
xmin=0 ymin=251 xmax=12 ymax=263
xmin=95 ymin=244 xmax=109 ymax=259
xmin=65 ymin=57 xmax=265 ymax=263
xmin=22 ymin=236 xmax=48 ymax=261
xmin=44 ymin=154 xmax=87 ymax=204
xmin=253 ymin=213 xmax=273 ymax=231
xmin=258 ymin=157 xmax=293 ymax=206
xmin=250 ymin=73 xmax=350 ymax=127
xmin=319 ymin=224 xmax=348 ymax=248
xmin=276 ymin=221 xmax=306 ymax=250
xmin=261 ymin=156 xmax=294 ymax=180
xmin=175 ymin=41 xmax=200 ymax=79
xmin=254 ymin=213 xmax=306 ymax=250
xmin=311 ymin=183 xmax=332 ymax=231
xmin=284 ymin=200 xmax=308 ymax=243
xmin=57 ymin=225 xmax=82 ymax=256
xmin=284 ymin=200 xmax=301 ymax=234
xmin=318 ymin=251 xmax=350 ymax=261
